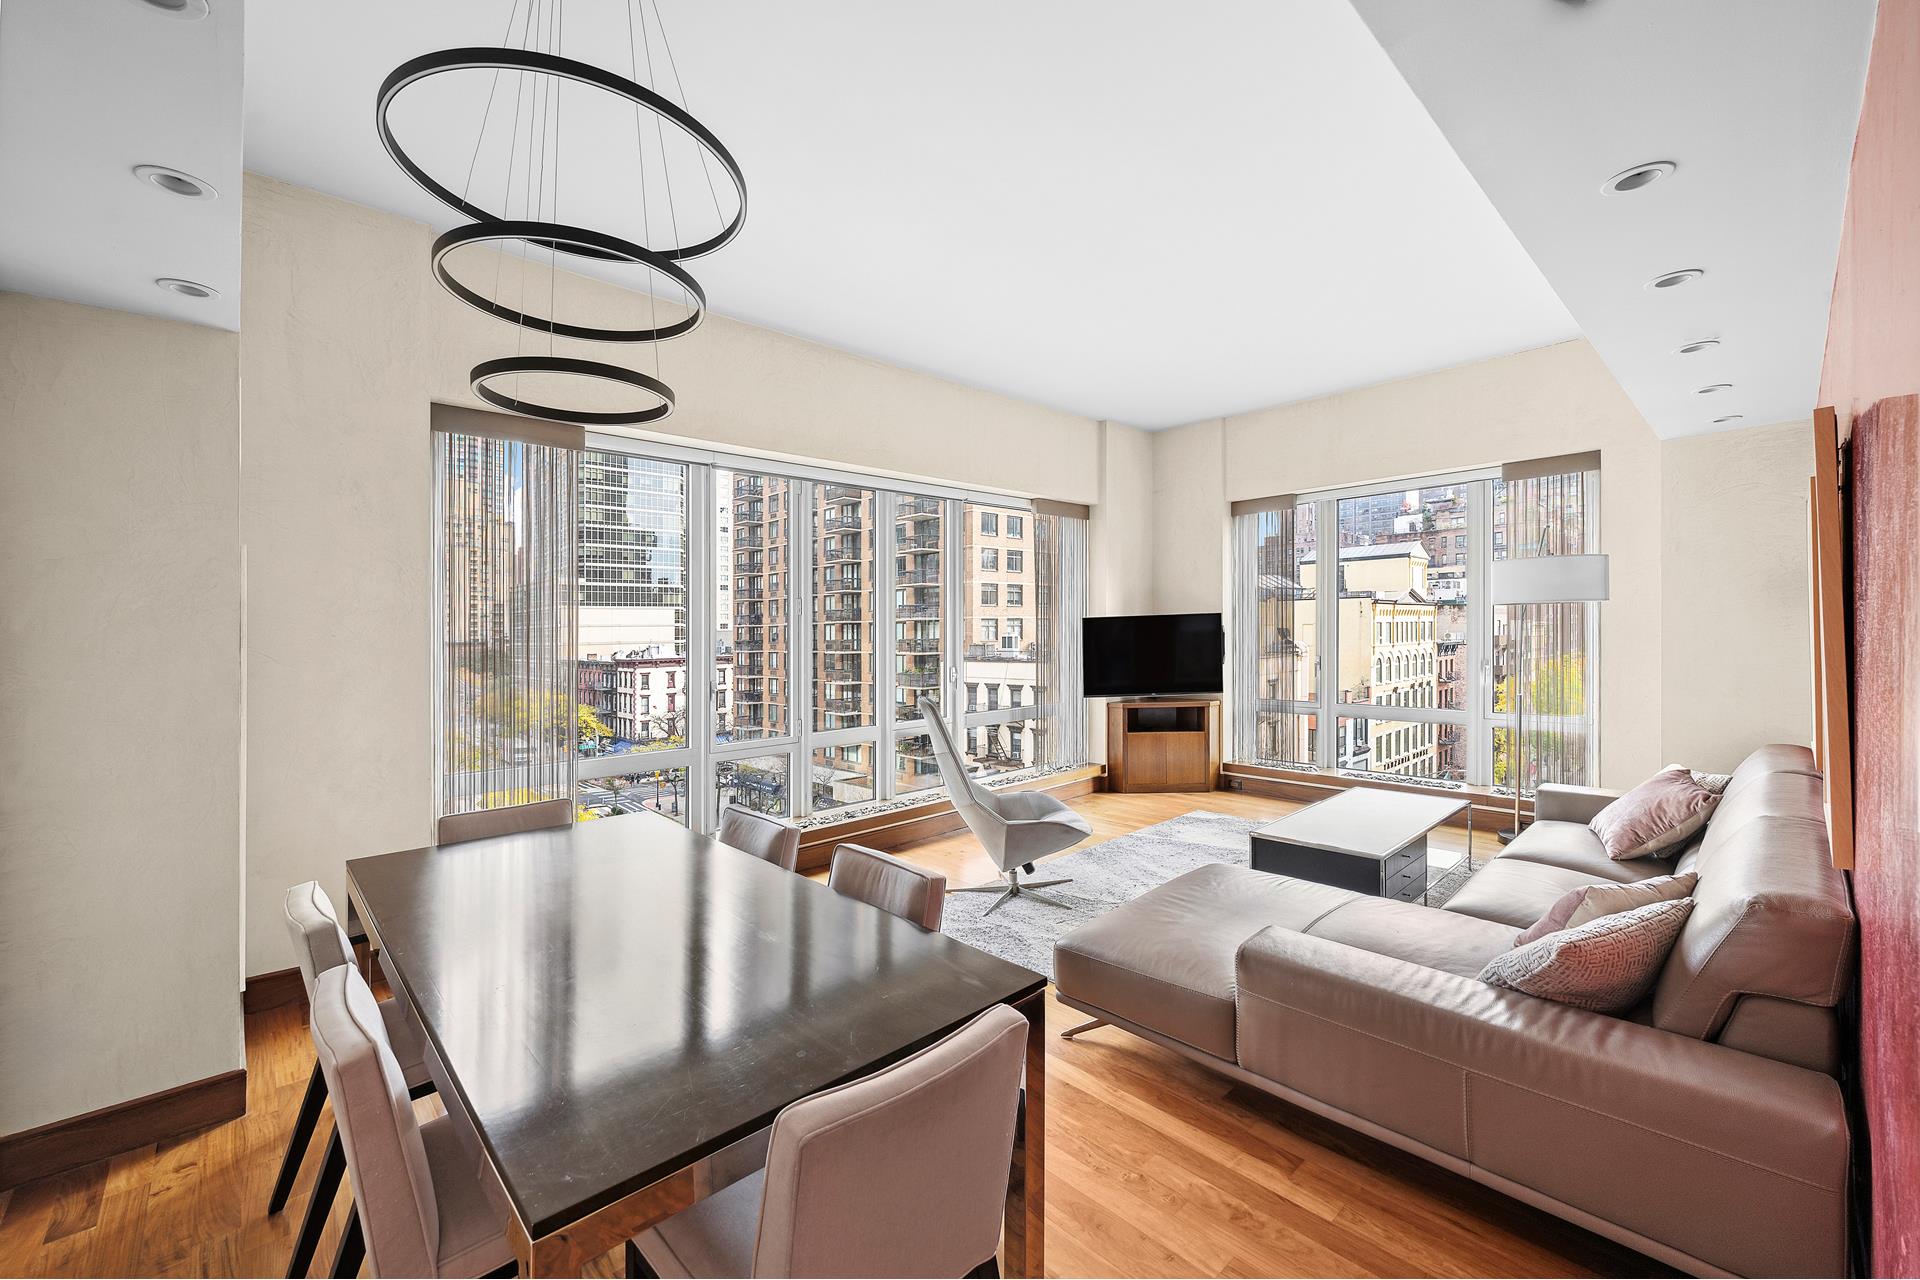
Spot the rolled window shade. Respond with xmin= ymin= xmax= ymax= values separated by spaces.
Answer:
xmin=1033 ymin=497 xmax=1091 ymax=520
xmin=1501 ymin=451 xmax=1600 ymax=484
xmin=1230 ymin=493 xmax=1297 ymax=518
xmin=431 ymin=401 xmax=586 ymax=452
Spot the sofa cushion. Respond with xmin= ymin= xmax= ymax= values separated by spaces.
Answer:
xmin=1441 ymin=856 xmax=1629 ymax=930
xmin=1514 ymin=871 xmax=1698 ymax=945
xmin=1494 ymin=821 xmax=1667 ymax=884
xmin=1300 ymin=895 xmax=1518 ymax=978
xmin=1589 ymin=767 xmax=1721 ymax=859
xmin=1479 ymin=898 xmax=1695 ymax=1012
xmin=1053 ymin=863 xmax=1356 ymax=1060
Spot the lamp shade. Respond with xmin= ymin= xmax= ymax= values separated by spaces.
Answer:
xmin=1489 ymin=553 xmax=1610 ymax=605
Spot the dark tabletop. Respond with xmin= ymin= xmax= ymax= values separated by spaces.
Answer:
xmin=347 ymin=812 xmax=1045 ymax=1238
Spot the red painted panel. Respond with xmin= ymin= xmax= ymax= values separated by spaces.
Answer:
xmin=1849 ymin=393 xmax=1920 ymax=1277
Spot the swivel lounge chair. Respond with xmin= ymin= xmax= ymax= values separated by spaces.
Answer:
xmin=920 ymin=697 xmax=1092 ymax=914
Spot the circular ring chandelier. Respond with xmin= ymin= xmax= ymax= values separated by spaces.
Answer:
xmin=379 ymin=2 xmax=746 ymax=427
xmin=432 ymin=220 xmax=706 ymax=343
xmin=472 ymin=355 xmax=676 ymax=425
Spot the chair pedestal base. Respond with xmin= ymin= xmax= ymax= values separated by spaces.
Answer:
xmin=949 ymin=865 xmax=1073 ymax=916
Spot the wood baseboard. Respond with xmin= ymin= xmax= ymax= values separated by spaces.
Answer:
xmin=796 ymin=765 xmax=1105 ymax=872
xmin=1219 ymin=761 xmax=1529 ymax=833
xmin=0 ymin=1068 xmax=247 ymax=1189
xmin=243 ymin=966 xmax=307 ymax=1015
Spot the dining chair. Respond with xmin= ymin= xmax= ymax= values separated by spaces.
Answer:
xmin=919 ymin=696 xmax=1091 ymax=914
xmin=827 ymin=842 xmax=947 ymax=930
xmin=625 ymin=1003 xmax=1027 ymax=1279
xmin=276 ymin=881 xmax=435 ymax=1279
xmin=716 ymin=802 xmax=802 ymax=872
xmin=308 ymin=963 xmax=518 ymax=1278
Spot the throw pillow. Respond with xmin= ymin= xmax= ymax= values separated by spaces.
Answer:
xmin=1480 ymin=898 xmax=1695 ymax=1012
xmin=1514 ymin=871 xmax=1699 ymax=946
xmin=1589 ymin=766 xmax=1721 ymax=859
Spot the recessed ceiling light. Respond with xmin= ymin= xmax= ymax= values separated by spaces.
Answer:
xmin=128 ymin=0 xmax=210 ymax=17
xmin=133 ymin=164 xmax=218 ymax=200
xmin=1712 ymin=414 xmax=1745 ymax=425
xmin=1647 ymin=269 xmax=1704 ymax=290
xmin=1602 ymin=161 xmax=1677 ymax=195
xmin=156 ymin=277 xmax=220 ymax=299
xmin=1695 ymin=383 xmax=1734 ymax=395
xmin=1676 ymin=338 xmax=1721 ymax=355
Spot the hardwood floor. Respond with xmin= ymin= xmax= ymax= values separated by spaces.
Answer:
xmin=0 ymin=789 xmax=1662 ymax=1278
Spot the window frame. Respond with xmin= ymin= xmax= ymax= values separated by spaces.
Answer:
xmin=1235 ymin=465 xmax=1598 ymax=789
xmin=567 ymin=435 xmax=1077 ymax=831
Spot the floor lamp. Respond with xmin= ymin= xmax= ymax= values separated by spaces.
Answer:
xmin=1489 ymin=553 xmax=1610 ymax=840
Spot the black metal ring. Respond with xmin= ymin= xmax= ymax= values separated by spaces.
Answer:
xmin=471 ymin=355 xmax=675 ymax=425
xmin=378 ymin=47 xmax=747 ymax=262
xmin=433 ymin=220 xmax=706 ymax=343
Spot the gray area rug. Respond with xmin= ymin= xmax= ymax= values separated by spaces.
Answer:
xmin=942 ymin=809 xmax=1477 ymax=979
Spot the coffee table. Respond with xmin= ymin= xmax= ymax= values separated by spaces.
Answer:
xmin=1249 ymin=787 xmax=1471 ymax=904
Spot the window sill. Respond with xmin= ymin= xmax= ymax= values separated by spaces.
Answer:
xmin=1219 ymin=760 xmax=1530 ymax=829
xmin=794 ymin=763 xmax=1105 ymax=872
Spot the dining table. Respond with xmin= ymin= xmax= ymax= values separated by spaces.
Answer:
xmin=344 ymin=810 xmax=1048 ymax=1277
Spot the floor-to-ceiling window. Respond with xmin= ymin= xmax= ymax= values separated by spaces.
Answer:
xmin=1232 ymin=459 xmax=1598 ymax=790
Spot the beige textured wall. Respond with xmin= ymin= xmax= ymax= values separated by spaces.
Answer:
xmin=239 ymin=176 xmax=1114 ymax=973
xmin=241 ymin=178 xmax=438 ymax=976
xmin=1659 ymin=420 xmax=1814 ymax=771
xmin=1148 ymin=341 xmax=1668 ymax=786
xmin=0 ymin=294 xmax=244 ymax=1132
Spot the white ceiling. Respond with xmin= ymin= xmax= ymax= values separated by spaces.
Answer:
xmin=242 ymin=0 xmax=1578 ymax=428
xmin=0 ymin=0 xmax=244 ymax=331
xmin=1353 ymin=0 xmax=1876 ymax=439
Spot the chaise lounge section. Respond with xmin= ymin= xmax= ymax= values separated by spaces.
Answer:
xmin=1054 ymin=745 xmax=1855 ymax=1278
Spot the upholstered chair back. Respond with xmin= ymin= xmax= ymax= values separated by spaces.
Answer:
xmin=918 ymin=698 xmax=1011 ymax=867
xmin=753 ymin=1003 xmax=1026 ymax=1277
xmin=309 ymin=964 xmax=442 ymax=1278
xmin=283 ymin=880 xmax=355 ymax=996
xmin=717 ymin=804 xmax=802 ymax=872
xmin=827 ymin=843 xmax=947 ymax=930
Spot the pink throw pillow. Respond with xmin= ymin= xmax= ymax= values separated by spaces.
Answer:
xmin=1589 ymin=767 xmax=1720 ymax=860
xmin=1514 ymin=871 xmax=1699 ymax=946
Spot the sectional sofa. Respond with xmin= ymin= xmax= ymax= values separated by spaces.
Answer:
xmin=1053 ymin=745 xmax=1856 ymax=1277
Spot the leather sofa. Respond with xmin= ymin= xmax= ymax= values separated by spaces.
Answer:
xmin=1053 ymin=745 xmax=1855 ymax=1278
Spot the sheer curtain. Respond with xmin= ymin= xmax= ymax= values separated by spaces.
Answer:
xmin=1496 ymin=458 xmax=1601 ymax=790
xmin=1231 ymin=497 xmax=1307 ymax=764
xmin=434 ymin=411 xmax=579 ymax=842
xmin=1035 ymin=504 xmax=1088 ymax=767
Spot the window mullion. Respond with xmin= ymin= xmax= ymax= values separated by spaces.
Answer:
xmin=1315 ymin=496 xmax=1336 ymax=770
xmin=875 ymin=491 xmax=898 ymax=802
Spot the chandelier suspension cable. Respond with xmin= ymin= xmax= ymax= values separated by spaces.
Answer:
xmin=645 ymin=0 xmax=726 ymax=229
xmin=624 ymin=0 xmax=662 ymax=379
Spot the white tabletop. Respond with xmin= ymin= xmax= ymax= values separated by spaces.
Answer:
xmin=1251 ymin=786 xmax=1470 ymax=859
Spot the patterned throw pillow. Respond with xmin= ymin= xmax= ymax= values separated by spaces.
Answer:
xmin=1479 ymin=898 xmax=1695 ymax=1012
xmin=1514 ymin=871 xmax=1698 ymax=946
xmin=1589 ymin=767 xmax=1721 ymax=859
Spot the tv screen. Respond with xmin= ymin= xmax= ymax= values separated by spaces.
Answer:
xmin=1082 ymin=612 xmax=1224 ymax=697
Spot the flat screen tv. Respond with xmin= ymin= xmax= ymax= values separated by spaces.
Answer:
xmin=1083 ymin=612 xmax=1224 ymax=697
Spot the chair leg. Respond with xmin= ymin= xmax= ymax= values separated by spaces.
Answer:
xmin=328 ymin=1204 xmax=364 ymax=1278
xmin=269 ymin=1061 xmax=327 ymax=1215
xmin=980 ymin=887 xmax=1018 ymax=917
xmin=286 ymin=1128 xmax=345 ymax=1278
xmin=1060 ymin=1016 xmax=1108 ymax=1040
xmin=1019 ymin=876 xmax=1073 ymax=890
xmin=625 ymin=1238 xmax=660 ymax=1279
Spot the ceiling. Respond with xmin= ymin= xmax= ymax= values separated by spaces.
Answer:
xmin=1353 ymin=0 xmax=1877 ymax=438
xmin=0 ymin=0 xmax=244 ymax=331
xmin=242 ymin=0 xmax=1578 ymax=429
